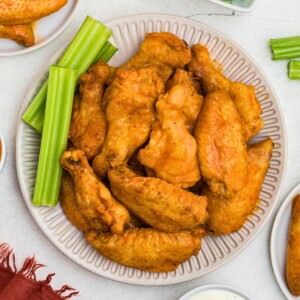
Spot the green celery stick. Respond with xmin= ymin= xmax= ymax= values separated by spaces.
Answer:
xmin=92 ymin=41 xmax=118 ymax=64
xmin=288 ymin=60 xmax=300 ymax=79
xmin=270 ymin=36 xmax=300 ymax=60
xmin=22 ymin=16 xmax=112 ymax=133
xmin=270 ymin=36 xmax=300 ymax=48
xmin=33 ymin=66 xmax=76 ymax=206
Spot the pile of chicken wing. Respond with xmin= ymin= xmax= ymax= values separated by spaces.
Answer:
xmin=59 ymin=32 xmax=273 ymax=272
xmin=0 ymin=0 xmax=68 ymax=46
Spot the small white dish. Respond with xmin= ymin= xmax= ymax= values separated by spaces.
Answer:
xmin=0 ymin=130 xmax=6 ymax=171
xmin=207 ymin=0 xmax=257 ymax=13
xmin=179 ymin=284 xmax=252 ymax=300
xmin=271 ymin=182 xmax=300 ymax=300
xmin=0 ymin=0 xmax=81 ymax=56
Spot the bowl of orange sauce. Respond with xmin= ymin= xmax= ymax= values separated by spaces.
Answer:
xmin=0 ymin=130 xmax=6 ymax=171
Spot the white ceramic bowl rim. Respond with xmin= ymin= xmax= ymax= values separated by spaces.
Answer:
xmin=179 ymin=284 xmax=253 ymax=300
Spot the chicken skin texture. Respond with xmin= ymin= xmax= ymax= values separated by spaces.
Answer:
xmin=60 ymin=149 xmax=130 ymax=234
xmin=108 ymin=166 xmax=207 ymax=232
xmin=204 ymin=138 xmax=273 ymax=235
xmin=286 ymin=195 xmax=300 ymax=296
xmin=0 ymin=23 xmax=34 ymax=46
xmin=59 ymin=172 xmax=107 ymax=232
xmin=166 ymin=68 xmax=204 ymax=97
xmin=120 ymin=32 xmax=191 ymax=83
xmin=69 ymin=61 xmax=110 ymax=160
xmin=138 ymin=85 xmax=201 ymax=188
xmin=85 ymin=228 xmax=201 ymax=272
xmin=0 ymin=0 xmax=68 ymax=25
xmin=164 ymin=69 xmax=204 ymax=133
xmin=92 ymin=67 xmax=164 ymax=178
xmin=194 ymin=90 xmax=248 ymax=198
xmin=188 ymin=44 xmax=263 ymax=140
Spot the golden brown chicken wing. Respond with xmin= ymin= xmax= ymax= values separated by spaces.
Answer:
xmin=194 ymin=90 xmax=248 ymax=198
xmin=59 ymin=172 xmax=107 ymax=232
xmin=188 ymin=44 xmax=263 ymax=140
xmin=85 ymin=228 xmax=201 ymax=272
xmin=204 ymin=138 xmax=273 ymax=235
xmin=92 ymin=67 xmax=164 ymax=178
xmin=286 ymin=194 xmax=300 ymax=296
xmin=69 ymin=61 xmax=110 ymax=160
xmin=0 ymin=23 xmax=34 ymax=46
xmin=60 ymin=149 xmax=130 ymax=234
xmin=108 ymin=166 xmax=207 ymax=232
xmin=120 ymin=32 xmax=191 ymax=82
xmin=138 ymin=85 xmax=201 ymax=188
xmin=0 ymin=0 xmax=68 ymax=25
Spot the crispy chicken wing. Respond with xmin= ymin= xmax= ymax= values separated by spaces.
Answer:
xmin=120 ymin=32 xmax=191 ymax=82
xmin=59 ymin=172 xmax=107 ymax=232
xmin=204 ymin=138 xmax=273 ymax=235
xmin=0 ymin=23 xmax=34 ymax=46
xmin=194 ymin=90 xmax=248 ymax=198
xmin=138 ymin=84 xmax=202 ymax=188
xmin=188 ymin=44 xmax=263 ymax=140
xmin=85 ymin=228 xmax=201 ymax=272
xmin=286 ymin=194 xmax=300 ymax=296
xmin=108 ymin=166 xmax=207 ymax=232
xmin=61 ymin=149 xmax=130 ymax=234
xmin=69 ymin=61 xmax=109 ymax=160
xmin=0 ymin=0 xmax=68 ymax=25
xmin=92 ymin=67 xmax=164 ymax=178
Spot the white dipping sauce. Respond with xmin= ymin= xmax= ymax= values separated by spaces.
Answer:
xmin=188 ymin=289 xmax=246 ymax=300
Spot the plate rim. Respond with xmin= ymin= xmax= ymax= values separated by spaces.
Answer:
xmin=270 ymin=182 xmax=300 ymax=300
xmin=0 ymin=0 xmax=81 ymax=57
xmin=16 ymin=13 xmax=287 ymax=285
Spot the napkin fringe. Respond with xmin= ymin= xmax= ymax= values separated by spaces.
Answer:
xmin=0 ymin=243 xmax=79 ymax=299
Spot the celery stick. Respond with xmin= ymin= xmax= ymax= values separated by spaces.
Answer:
xmin=22 ymin=16 xmax=111 ymax=133
xmin=288 ymin=60 xmax=300 ymax=79
xmin=270 ymin=36 xmax=300 ymax=60
xmin=270 ymin=36 xmax=300 ymax=48
xmin=271 ymin=45 xmax=300 ymax=60
xmin=33 ymin=66 xmax=76 ymax=206
xmin=92 ymin=41 xmax=118 ymax=64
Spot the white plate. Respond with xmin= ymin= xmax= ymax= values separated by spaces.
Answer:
xmin=0 ymin=0 xmax=80 ymax=56
xmin=207 ymin=0 xmax=257 ymax=13
xmin=16 ymin=14 xmax=286 ymax=285
xmin=271 ymin=183 xmax=300 ymax=300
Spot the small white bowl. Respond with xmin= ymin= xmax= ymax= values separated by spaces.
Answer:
xmin=0 ymin=130 xmax=6 ymax=171
xmin=206 ymin=0 xmax=258 ymax=13
xmin=179 ymin=284 xmax=253 ymax=300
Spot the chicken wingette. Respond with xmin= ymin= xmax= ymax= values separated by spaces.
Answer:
xmin=92 ymin=67 xmax=164 ymax=178
xmin=138 ymin=84 xmax=202 ymax=188
xmin=0 ymin=0 xmax=68 ymax=25
xmin=0 ymin=23 xmax=34 ymax=46
xmin=194 ymin=90 xmax=248 ymax=198
xmin=203 ymin=138 xmax=273 ymax=235
xmin=108 ymin=166 xmax=207 ymax=232
xmin=60 ymin=149 xmax=130 ymax=234
xmin=85 ymin=228 xmax=201 ymax=272
xmin=188 ymin=44 xmax=263 ymax=141
xmin=120 ymin=32 xmax=191 ymax=82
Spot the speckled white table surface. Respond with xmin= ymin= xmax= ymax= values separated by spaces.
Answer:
xmin=1 ymin=1 xmax=300 ymax=299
